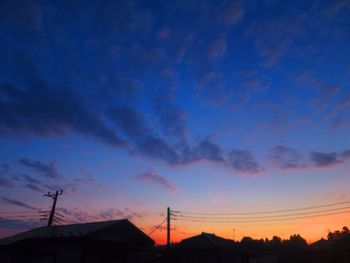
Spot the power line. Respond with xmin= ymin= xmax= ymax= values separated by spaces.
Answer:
xmin=54 ymin=211 xmax=77 ymax=222
xmin=173 ymin=206 xmax=350 ymax=220
xmin=0 ymin=214 xmax=40 ymax=218
xmin=55 ymin=212 xmax=65 ymax=218
xmin=0 ymin=216 xmax=39 ymax=220
xmin=0 ymin=211 xmax=39 ymax=214
xmin=172 ymin=200 xmax=350 ymax=216
xmin=173 ymin=210 xmax=350 ymax=223
xmin=148 ymin=217 xmax=167 ymax=236
xmin=53 ymin=216 xmax=74 ymax=224
xmin=0 ymin=219 xmax=39 ymax=223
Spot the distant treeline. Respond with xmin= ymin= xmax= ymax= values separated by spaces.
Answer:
xmin=161 ymin=226 xmax=350 ymax=263
xmin=237 ymin=226 xmax=350 ymax=263
xmin=238 ymin=226 xmax=349 ymax=250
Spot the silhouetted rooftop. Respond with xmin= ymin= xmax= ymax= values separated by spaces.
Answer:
xmin=0 ymin=219 xmax=154 ymax=246
xmin=177 ymin=232 xmax=250 ymax=253
xmin=309 ymin=238 xmax=334 ymax=250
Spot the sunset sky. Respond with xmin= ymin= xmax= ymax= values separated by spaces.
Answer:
xmin=0 ymin=0 xmax=350 ymax=244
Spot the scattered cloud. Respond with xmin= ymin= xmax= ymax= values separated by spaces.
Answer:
xmin=268 ymin=146 xmax=350 ymax=170
xmin=220 ymin=2 xmax=244 ymax=25
xmin=75 ymin=167 xmax=95 ymax=185
xmin=57 ymin=207 xmax=147 ymax=222
xmin=194 ymin=139 xmax=224 ymax=162
xmin=111 ymin=109 xmax=263 ymax=173
xmin=341 ymin=150 xmax=350 ymax=159
xmin=23 ymin=183 xmax=42 ymax=192
xmin=1 ymin=0 xmax=348 ymax=187
xmin=156 ymin=27 xmax=171 ymax=38
xmin=0 ymin=51 xmax=124 ymax=146
xmin=111 ymin=103 xmax=263 ymax=173
xmin=18 ymin=158 xmax=61 ymax=179
xmin=0 ymin=164 xmax=10 ymax=175
xmin=109 ymin=105 xmax=151 ymax=139
xmin=154 ymin=95 xmax=187 ymax=142
xmin=18 ymin=174 xmax=41 ymax=184
xmin=310 ymin=151 xmax=343 ymax=167
xmin=207 ymin=36 xmax=226 ymax=59
xmin=245 ymin=15 xmax=303 ymax=67
xmin=323 ymin=0 xmax=350 ymax=17
xmin=269 ymin=145 xmax=305 ymax=169
xmin=337 ymin=94 xmax=350 ymax=111
xmin=0 ymin=164 xmax=15 ymax=188
xmin=226 ymin=149 xmax=264 ymax=174
xmin=136 ymin=136 xmax=180 ymax=164
xmin=136 ymin=169 xmax=176 ymax=191
xmin=2 ymin=197 xmax=37 ymax=210
xmin=0 ymin=177 xmax=15 ymax=188
xmin=97 ymin=208 xmax=146 ymax=221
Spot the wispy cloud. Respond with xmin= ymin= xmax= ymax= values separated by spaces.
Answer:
xmin=310 ymin=151 xmax=343 ymax=167
xmin=136 ymin=169 xmax=176 ymax=191
xmin=23 ymin=183 xmax=43 ymax=192
xmin=154 ymin=94 xmax=187 ymax=142
xmin=207 ymin=36 xmax=226 ymax=59
xmin=227 ymin=149 xmax=264 ymax=174
xmin=0 ymin=164 xmax=15 ymax=188
xmin=269 ymin=146 xmax=350 ymax=169
xmin=0 ymin=59 xmax=124 ymax=146
xmin=0 ymin=177 xmax=15 ymax=188
xmin=18 ymin=174 xmax=41 ymax=184
xmin=2 ymin=197 xmax=37 ymax=210
xmin=18 ymin=158 xmax=61 ymax=179
xmin=269 ymin=145 xmax=305 ymax=169
xmin=56 ymin=207 xmax=147 ymax=222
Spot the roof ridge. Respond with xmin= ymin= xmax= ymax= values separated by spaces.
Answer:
xmin=0 ymin=219 xmax=130 ymax=245
xmin=202 ymin=232 xmax=217 ymax=246
xmin=48 ymin=219 xmax=127 ymax=227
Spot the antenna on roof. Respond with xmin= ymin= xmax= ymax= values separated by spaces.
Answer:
xmin=44 ymin=190 xmax=63 ymax=227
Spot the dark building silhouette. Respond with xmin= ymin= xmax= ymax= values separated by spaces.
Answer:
xmin=168 ymin=232 xmax=277 ymax=263
xmin=306 ymin=236 xmax=350 ymax=263
xmin=0 ymin=219 xmax=155 ymax=263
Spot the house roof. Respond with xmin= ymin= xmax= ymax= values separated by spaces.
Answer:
xmin=177 ymin=232 xmax=249 ymax=253
xmin=309 ymin=238 xmax=335 ymax=250
xmin=0 ymin=219 xmax=154 ymax=246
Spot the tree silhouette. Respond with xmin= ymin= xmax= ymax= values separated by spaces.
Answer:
xmin=283 ymin=234 xmax=308 ymax=250
xmin=328 ymin=226 xmax=350 ymax=241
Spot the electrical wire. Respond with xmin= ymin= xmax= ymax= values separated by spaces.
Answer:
xmin=0 ymin=220 xmax=39 ymax=223
xmin=148 ymin=217 xmax=167 ymax=236
xmin=55 ymin=212 xmax=65 ymax=218
xmin=53 ymin=216 xmax=73 ymax=224
xmin=172 ymin=206 xmax=350 ymax=220
xmin=0 ymin=211 xmax=39 ymax=214
xmin=172 ymin=210 xmax=350 ymax=223
xmin=0 ymin=214 xmax=39 ymax=218
xmin=172 ymin=200 xmax=350 ymax=216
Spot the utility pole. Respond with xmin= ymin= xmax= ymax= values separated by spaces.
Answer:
xmin=167 ymin=207 xmax=170 ymax=249
xmin=44 ymin=190 xmax=63 ymax=227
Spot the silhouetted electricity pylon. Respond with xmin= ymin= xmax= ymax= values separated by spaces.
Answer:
xmin=44 ymin=190 xmax=63 ymax=226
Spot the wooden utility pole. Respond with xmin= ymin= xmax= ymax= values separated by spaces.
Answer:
xmin=167 ymin=207 xmax=170 ymax=249
xmin=44 ymin=190 xmax=63 ymax=226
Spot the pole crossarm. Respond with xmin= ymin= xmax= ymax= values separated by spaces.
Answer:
xmin=43 ymin=190 xmax=63 ymax=226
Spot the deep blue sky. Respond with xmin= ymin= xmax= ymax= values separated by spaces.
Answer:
xmin=0 ymin=0 xmax=350 ymax=243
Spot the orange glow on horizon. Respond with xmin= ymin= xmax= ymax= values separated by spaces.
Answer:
xmin=148 ymin=212 xmax=350 ymax=245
